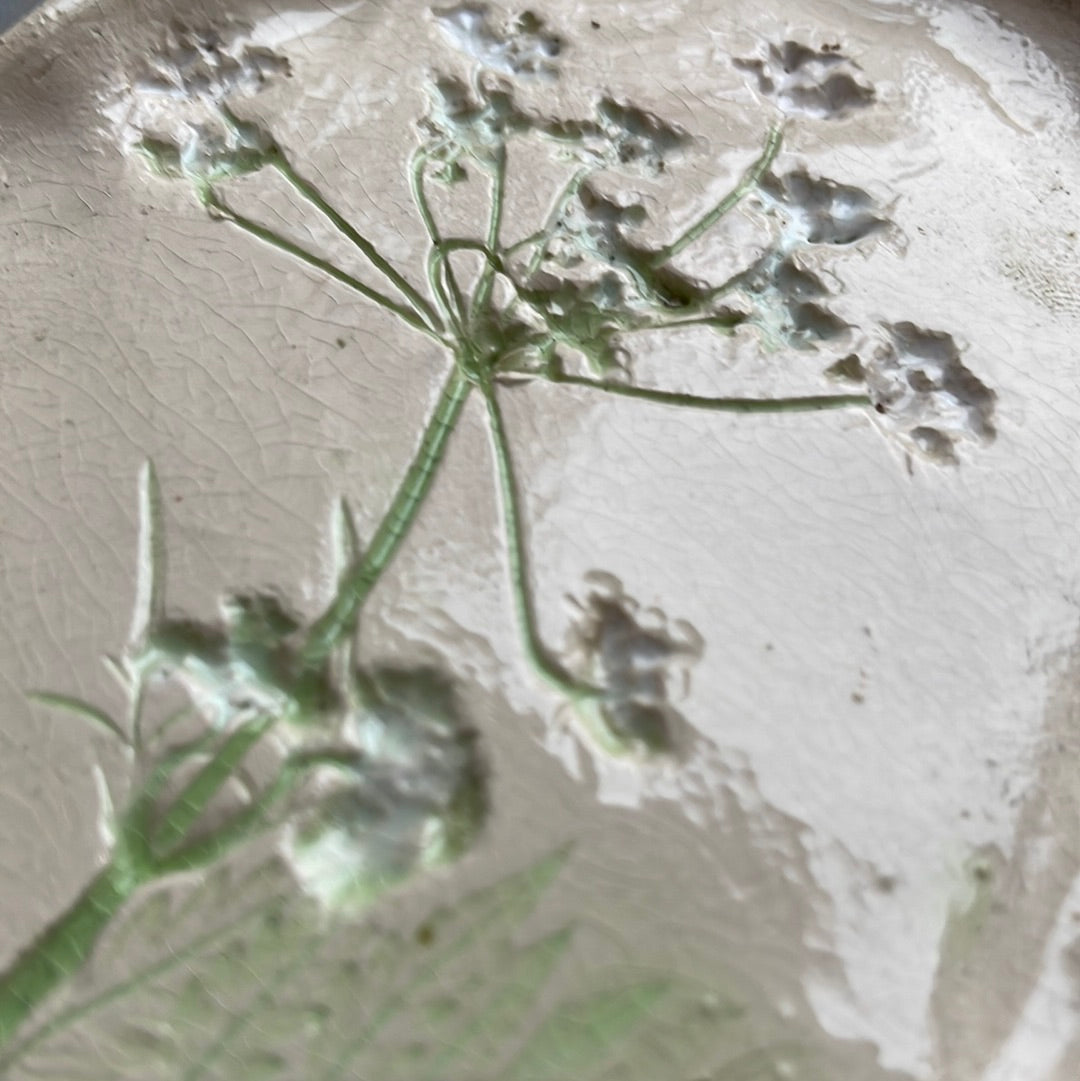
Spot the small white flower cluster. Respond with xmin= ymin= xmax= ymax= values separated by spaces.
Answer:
xmin=757 ymin=170 xmax=885 ymax=249
xmin=565 ymin=573 xmax=702 ymax=756
xmin=136 ymin=24 xmax=289 ymax=103
xmin=108 ymin=23 xmax=288 ymax=183
xmin=282 ymin=670 xmax=486 ymax=912
xmin=432 ymin=3 xmax=562 ymax=80
xmin=734 ymin=40 xmax=875 ymax=120
xmin=418 ymin=75 xmax=530 ymax=177
xmin=740 ymin=251 xmax=848 ymax=350
xmin=735 ymin=172 xmax=883 ymax=351
xmin=559 ymin=97 xmax=692 ymax=177
xmin=864 ymin=322 xmax=996 ymax=464
xmin=132 ymin=592 xmax=305 ymax=730
xmin=547 ymin=183 xmax=647 ymax=268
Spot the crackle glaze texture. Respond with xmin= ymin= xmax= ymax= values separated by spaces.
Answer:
xmin=2 ymin=0 xmax=1080 ymax=1078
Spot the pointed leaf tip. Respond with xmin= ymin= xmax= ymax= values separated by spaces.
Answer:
xmin=130 ymin=460 xmax=165 ymax=649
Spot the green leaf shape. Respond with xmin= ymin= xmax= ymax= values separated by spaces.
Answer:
xmin=413 ymin=927 xmax=573 ymax=1081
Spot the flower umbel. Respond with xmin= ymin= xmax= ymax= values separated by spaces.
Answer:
xmin=564 ymin=573 xmax=703 ymax=757
xmin=864 ymin=322 xmax=997 ymax=464
xmin=282 ymin=667 xmax=487 ymax=912
xmin=432 ymin=3 xmax=562 ymax=79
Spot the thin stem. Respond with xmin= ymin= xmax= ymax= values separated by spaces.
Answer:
xmin=620 ymin=313 xmax=746 ymax=334
xmin=470 ymin=146 xmax=507 ymax=321
xmin=480 ymin=381 xmax=602 ymax=701
xmin=547 ymin=372 xmax=871 ymax=414
xmin=155 ymin=748 xmax=354 ymax=876
xmin=650 ymin=124 xmax=783 ymax=266
xmin=430 ymin=240 xmax=506 ymax=300
xmin=409 ymin=151 xmax=468 ymax=328
xmin=504 ymin=228 xmax=548 ymax=256
xmin=202 ymin=190 xmax=444 ymax=343
xmin=150 ymin=715 xmax=276 ymax=859
xmin=522 ymin=168 xmax=588 ymax=280
xmin=271 ymin=157 xmax=443 ymax=334
xmin=300 ymin=366 xmax=472 ymax=669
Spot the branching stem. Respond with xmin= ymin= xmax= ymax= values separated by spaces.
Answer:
xmin=521 ymin=168 xmax=588 ymax=280
xmin=650 ymin=124 xmax=783 ymax=266
xmin=409 ymin=151 xmax=469 ymax=331
xmin=470 ymin=146 xmax=507 ymax=320
xmin=203 ymin=190 xmax=444 ymax=343
xmin=271 ymin=155 xmax=443 ymax=333
xmin=300 ymin=366 xmax=472 ymax=668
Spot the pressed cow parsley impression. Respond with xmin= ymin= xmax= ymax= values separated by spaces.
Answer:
xmin=282 ymin=669 xmax=487 ymax=912
xmin=864 ymin=322 xmax=997 ymax=464
xmin=735 ymin=40 xmax=875 ymax=120
xmin=3 ymin=9 xmax=1014 ymax=1066
xmin=106 ymin=23 xmax=288 ymax=179
xmin=432 ymin=3 xmax=562 ymax=80
xmin=563 ymin=573 xmax=703 ymax=758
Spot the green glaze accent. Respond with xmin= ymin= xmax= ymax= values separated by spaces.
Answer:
xmin=651 ymin=125 xmax=784 ymax=265
xmin=200 ymin=188 xmax=443 ymax=342
xmin=0 ymin=898 xmax=274 ymax=1074
xmin=24 ymin=691 xmax=130 ymax=747
xmin=300 ymin=366 xmax=472 ymax=669
xmin=148 ymin=714 xmax=277 ymax=858
xmin=549 ymin=372 xmax=871 ymax=413
xmin=0 ymin=862 xmax=139 ymax=1049
xmin=481 ymin=380 xmax=603 ymax=701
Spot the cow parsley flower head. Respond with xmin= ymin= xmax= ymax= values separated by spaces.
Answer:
xmin=432 ymin=3 xmax=562 ymax=80
xmin=282 ymin=669 xmax=487 ymax=912
xmin=864 ymin=322 xmax=996 ymax=465
xmin=418 ymin=74 xmax=532 ymax=177
xmin=133 ymin=591 xmax=336 ymax=731
xmin=735 ymin=40 xmax=875 ymax=120
xmin=546 ymin=97 xmax=692 ymax=178
xmin=757 ymin=170 xmax=886 ymax=248
xmin=545 ymin=183 xmax=648 ymax=268
xmin=564 ymin=573 xmax=703 ymax=756
xmin=110 ymin=24 xmax=288 ymax=180
xmin=741 ymin=252 xmax=848 ymax=350
xmin=136 ymin=24 xmax=289 ymax=104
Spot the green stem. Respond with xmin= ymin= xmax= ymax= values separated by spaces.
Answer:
xmin=0 ymin=859 xmax=141 ymax=1050
xmin=157 ymin=749 xmax=354 ymax=876
xmin=271 ymin=157 xmax=443 ymax=333
xmin=522 ymin=168 xmax=588 ymax=280
xmin=150 ymin=714 xmax=276 ymax=859
xmin=409 ymin=151 xmax=468 ymax=329
xmin=650 ymin=124 xmax=783 ymax=266
xmin=300 ymin=367 xmax=472 ymax=668
xmin=547 ymin=372 xmax=870 ymax=414
xmin=470 ymin=146 xmax=507 ymax=321
xmin=202 ymin=190 xmax=443 ymax=343
xmin=431 ymin=240 xmax=505 ymax=302
xmin=480 ymin=381 xmax=602 ymax=700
